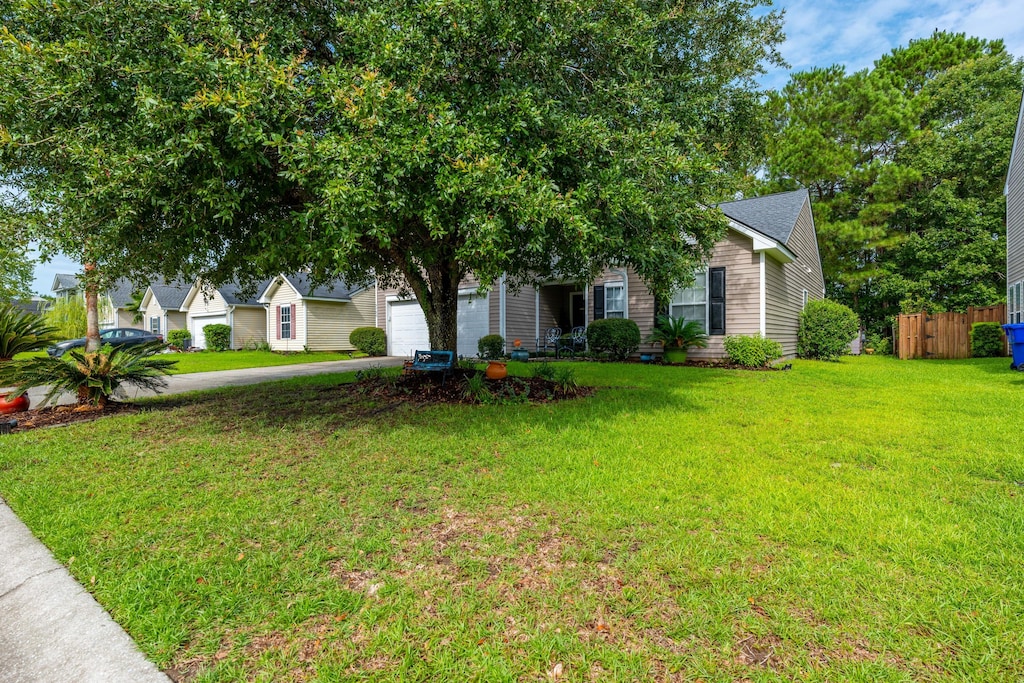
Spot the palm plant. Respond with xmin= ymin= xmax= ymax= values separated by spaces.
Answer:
xmin=0 ymin=303 xmax=57 ymax=361
xmin=0 ymin=341 xmax=177 ymax=408
xmin=646 ymin=315 xmax=708 ymax=364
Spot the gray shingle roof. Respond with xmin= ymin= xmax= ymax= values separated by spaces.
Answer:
xmin=106 ymin=278 xmax=139 ymax=309
xmin=718 ymin=189 xmax=809 ymax=247
xmin=217 ymin=279 xmax=274 ymax=306
xmin=282 ymin=274 xmax=364 ymax=301
xmin=147 ymin=278 xmax=192 ymax=310
xmin=52 ymin=274 xmax=79 ymax=292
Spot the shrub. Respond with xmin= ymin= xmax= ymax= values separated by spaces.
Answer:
xmin=477 ymin=334 xmax=504 ymax=359
xmin=724 ymin=333 xmax=783 ymax=368
xmin=0 ymin=341 xmax=177 ymax=408
xmin=202 ymin=324 xmax=232 ymax=351
xmin=166 ymin=329 xmax=192 ymax=348
xmin=586 ymin=318 xmax=641 ymax=360
xmin=864 ymin=332 xmax=891 ymax=356
xmin=646 ymin=315 xmax=708 ymax=350
xmin=350 ymin=327 xmax=386 ymax=356
xmin=0 ymin=303 xmax=57 ymax=360
xmin=971 ymin=322 xmax=1004 ymax=358
xmin=798 ymin=299 xmax=860 ymax=361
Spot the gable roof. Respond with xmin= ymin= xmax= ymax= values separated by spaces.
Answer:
xmin=105 ymin=277 xmax=139 ymax=309
xmin=260 ymin=274 xmax=365 ymax=303
xmin=144 ymin=278 xmax=192 ymax=310
xmin=52 ymin=273 xmax=79 ymax=293
xmin=718 ymin=189 xmax=809 ymax=247
xmin=216 ymin=279 xmax=274 ymax=307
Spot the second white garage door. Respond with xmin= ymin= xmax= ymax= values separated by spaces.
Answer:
xmin=388 ymin=294 xmax=489 ymax=358
xmin=191 ymin=315 xmax=228 ymax=350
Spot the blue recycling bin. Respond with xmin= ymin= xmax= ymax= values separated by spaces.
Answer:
xmin=1002 ymin=324 xmax=1024 ymax=370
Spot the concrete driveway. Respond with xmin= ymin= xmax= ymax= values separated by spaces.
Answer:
xmin=18 ymin=355 xmax=406 ymax=407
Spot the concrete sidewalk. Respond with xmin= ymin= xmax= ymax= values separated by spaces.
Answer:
xmin=1 ymin=355 xmax=405 ymax=682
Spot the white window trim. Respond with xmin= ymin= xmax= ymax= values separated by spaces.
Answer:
xmin=669 ymin=269 xmax=709 ymax=332
xmin=605 ymin=280 xmax=626 ymax=318
xmin=150 ymin=316 xmax=161 ymax=335
xmin=280 ymin=305 xmax=292 ymax=340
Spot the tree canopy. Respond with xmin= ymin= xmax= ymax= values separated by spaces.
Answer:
xmin=0 ymin=0 xmax=783 ymax=350
xmin=766 ymin=32 xmax=1024 ymax=334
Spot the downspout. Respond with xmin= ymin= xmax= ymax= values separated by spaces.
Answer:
xmin=374 ymin=280 xmax=379 ymax=328
xmin=759 ymin=253 xmax=766 ymax=335
xmin=499 ymin=274 xmax=507 ymax=353
xmin=228 ymin=305 xmax=236 ymax=349
xmin=534 ymin=287 xmax=540 ymax=351
xmin=303 ymin=298 xmax=309 ymax=352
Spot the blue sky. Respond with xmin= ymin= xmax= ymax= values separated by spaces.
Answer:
xmin=26 ymin=0 xmax=1024 ymax=295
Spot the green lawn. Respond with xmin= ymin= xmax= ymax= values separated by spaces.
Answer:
xmin=1 ymin=356 xmax=1023 ymax=681
xmin=14 ymin=349 xmax=364 ymax=373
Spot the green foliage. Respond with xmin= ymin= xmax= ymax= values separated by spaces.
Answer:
xmin=202 ymin=324 xmax=231 ymax=352
xmin=0 ymin=302 xmax=56 ymax=360
xmin=798 ymin=299 xmax=860 ymax=361
xmin=970 ymin=323 xmax=1004 ymax=358
xmin=166 ymin=329 xmax=192 ymax=348
xmin=43 ymin=295 xmax=87 ymax=340
xmin=864 ymin=332 xmax=892 ymax=356
xmin=767 ymin=32 xmax=1023 ymax=334
xmin=477 ymin=334 xmax=504 ymax=360
xmin=723 ymin=333 xmax=783 ymax=368
xmin=645 ymin=315 xmax=709 ymax=350
xmin=0 ymin=341 xmax=176 ymax=407
xmin=532 ymin=361 xmax=556 ymax=381
xmin=0 ymin=0 xmax=783 ymax=353
xmin=553 ymin=366 xmax=579 ymax=395
xmin=349 ymin=327 xmax=386 ymax=357
xmin=586 ymin=319 xmax=641 ymax=361
xmin=0 ymin=227 xmax=33 ymax=303
xmin=462 ymin=372 xmax=489 ymax=403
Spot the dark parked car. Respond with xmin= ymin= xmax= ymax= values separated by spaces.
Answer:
xmin=47 ymin=328 xmax=164 ymax=358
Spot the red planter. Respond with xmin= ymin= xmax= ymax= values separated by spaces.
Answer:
xmin=485 ymin=361 xmax=508 ymax=380
xmin=0 ymin=393 xmax=30 ymax=415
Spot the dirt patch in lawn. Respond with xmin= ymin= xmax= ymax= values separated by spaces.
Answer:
xmin=350 ymin=367 xmax=594 ymax=405
xmin=1 ymin=401 xmax=139 ymax=432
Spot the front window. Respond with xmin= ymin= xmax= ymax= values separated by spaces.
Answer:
xmin=150 ymin=317 xmax=161 ymax=335
xmin=670 ymin=272 xmax=707 ymax=330
xmin=605 ymin=283 xmax=625 ymax=319
xmin=280 ymin=305 xmax=292 ymax=339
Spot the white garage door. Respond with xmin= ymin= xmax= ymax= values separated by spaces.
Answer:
xmin=192 ymin=315 xmax=227 ymax=350
xmin=388 ymin=294 xmax=489 ymax=358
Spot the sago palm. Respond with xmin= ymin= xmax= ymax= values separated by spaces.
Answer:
xmin=0 ymin=303 xmax=58 ymax=361
xmin=646 ymin=315 xmax=709 ymax=350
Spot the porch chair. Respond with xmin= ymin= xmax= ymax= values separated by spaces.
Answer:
xmin=557 ymin=326 xmax=587 ymax=358
xmin=540 ymin=327 xmax=562 ymax=355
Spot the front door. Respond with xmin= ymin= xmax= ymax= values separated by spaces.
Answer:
xmin=570 ymin=292 xmax=585 ymax=329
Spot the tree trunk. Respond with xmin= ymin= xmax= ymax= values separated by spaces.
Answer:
xmin=83 ymin=262 xmax=101 ymax=353
xmin=397 ymin=259 xmax=462 ymax=354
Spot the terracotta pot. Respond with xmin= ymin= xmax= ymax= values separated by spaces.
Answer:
xmin=485 ymin=361 xmax=508 ymax=380
xmin=0 ymin=393 xmax=30 ymax=415
xmin=663 ymin=348 xmax=688 ymax=365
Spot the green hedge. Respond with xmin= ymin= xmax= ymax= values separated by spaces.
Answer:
xmin=350 ymin=327 xmax=386 ymax=356
xmin=586 ymin=318 xmax=640 ymax=360
xmin=970 ymin=322 xmax=1004 ymax=358
xmin=166 ymin=329 xmax=191 ymax=348
xmin=724 ymin=333 xmax=783 ymax=368
xmin=477 ymin=334 xmax=504 ymax=359
xmin=798 ymin=299 xmax=860 ymax=361
xmin=202 ymin=324 xmax=231 ymax=352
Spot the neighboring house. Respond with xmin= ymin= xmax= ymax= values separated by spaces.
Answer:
xmin=51 ymin=274 xmax=79 ymax=300
xmin=258 ymin=274 xmax=377 ymax=352
xmin=99 ymin=278 xmax=145 ymax=331
xmin=1006 ymin=91 xmax=1024 ymax=325
xmin=182 ymin=279 xmax=272 ymax=350
xmin=11 ymin=297 xmax=47 ymax=317
xmin=378 ymin=189 xmax=825 ymax=359
xmin=138 ymin=279 xmax=192 ymax=339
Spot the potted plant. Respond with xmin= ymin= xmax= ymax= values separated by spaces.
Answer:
xmin=0 ymin=304 xmax=58 ymax=414
xmin=645 ymin=315 xmax=708 ymax=364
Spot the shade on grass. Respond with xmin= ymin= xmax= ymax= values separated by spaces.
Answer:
xmin=1 ymin=356 xmax=1023 ymax=681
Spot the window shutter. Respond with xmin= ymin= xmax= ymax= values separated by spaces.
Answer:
xmin=276 ymin=305 xmax=282 ymax=339
xmin=290 ymin=304 xmax=297 ymax=340
xmin=709 ymin=267 xmax=726 ymax=335
xmin=593 ymin=285 xmax=605 ymax=320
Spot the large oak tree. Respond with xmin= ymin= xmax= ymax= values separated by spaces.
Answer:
xmin=1 ymin=0 xmax=783 ymax=351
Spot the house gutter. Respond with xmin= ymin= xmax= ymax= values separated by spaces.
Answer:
xmin=759 ymin=253 xmax=766 ymax=335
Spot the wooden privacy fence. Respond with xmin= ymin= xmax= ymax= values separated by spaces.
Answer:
xmin=896 ymin=305 xmax=1007 ymax=360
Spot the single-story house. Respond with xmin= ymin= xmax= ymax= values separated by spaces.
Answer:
xmin=258 ymin=274 xmax=377 ymax=352
xmin=1006 ymin=91 xmax=1024 ymax=325
xmin=138 ymin=279 xmax=192 ymax=339
xmin=378 ymin=189 xmax=825 ymax=359
xmin=182 ymin=280 xmax=272 ymax=350
xmin=99 ymin=278 xmax=145 ymax=331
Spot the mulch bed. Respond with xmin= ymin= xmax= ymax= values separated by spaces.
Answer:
xmin=1 ymin=402 xmax=139 ymax=433
xmin=354 ymin=367 xmax=594 ymax=405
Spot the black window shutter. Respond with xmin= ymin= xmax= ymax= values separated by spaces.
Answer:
xmin=709 ymin=267 xmax=726 ymax=335
xmin=593 ymin=285 xmax=605 ymax=320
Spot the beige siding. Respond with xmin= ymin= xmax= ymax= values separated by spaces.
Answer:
xmin=115 ymin=309 xmax=143 ymax=329
xmin=765 ymin=199 xmax=826 ymax=358
xmin=231 ymin=308 xmax=267 ymax=349
xmin=689 ymin=231 xmax=761 ymax=360
xmin=266 ymin=281 xmax=307 ymax=351
xmin=166 ymin=311 xmax=187 ymax=332
xmin=1008 ymin=96 xmax=1024 ymax=295
xmin=304 ymin=289 xmax=376 ymax=351
xmin=187 ymin=287 xmax=229 ymax=318
xmin=505 ymin=285 xmax=539 ymax=350
xmin=142 ymin=298 xmax=165 ymax=334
